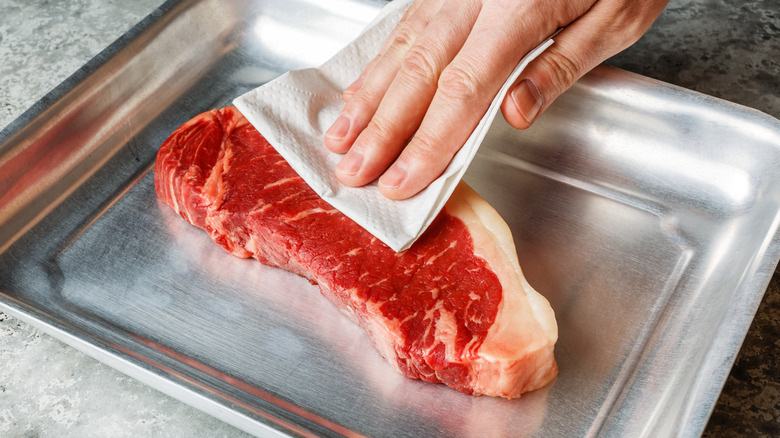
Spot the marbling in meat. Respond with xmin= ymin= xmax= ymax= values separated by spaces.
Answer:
xmin=154 ymin=106 xmax=558 ymax=397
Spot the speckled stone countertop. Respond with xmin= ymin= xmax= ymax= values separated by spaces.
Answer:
xmin=1 ymin=0 xmax=778 ymax=436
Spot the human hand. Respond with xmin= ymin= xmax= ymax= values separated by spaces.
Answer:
xmin=323 ymin=0 xmax=668 ymax=199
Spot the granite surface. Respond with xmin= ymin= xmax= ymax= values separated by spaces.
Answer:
xmin=0 ymin=0 xmax=778 ymax=436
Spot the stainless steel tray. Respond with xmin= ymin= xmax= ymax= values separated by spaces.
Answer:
xmin=2 ymin=0 xmax=779 ymax=436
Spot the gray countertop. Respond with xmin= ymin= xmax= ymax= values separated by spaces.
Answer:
xmin=1 ymin=0 xmax=778 ymax=436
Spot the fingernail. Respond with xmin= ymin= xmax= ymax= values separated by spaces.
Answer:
xmin=336 ymin=146 xmax=363 ymax=176
xmin=511 ymin=79 xmax=543 ymax=124
xmin=325 ymin=114 xmax=350 ymax=140
xmin=379 ymin=162 xmax=407 ymax=190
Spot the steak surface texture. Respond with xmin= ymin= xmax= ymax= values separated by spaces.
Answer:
xmin=154 ymin=106 xmax=558 ymax=397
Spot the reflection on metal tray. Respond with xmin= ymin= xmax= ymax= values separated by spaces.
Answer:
xmin=1 ymin=0 xmax=779 ymax=436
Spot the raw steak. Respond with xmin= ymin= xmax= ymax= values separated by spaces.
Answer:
xmin=154 ymin=106 xmax=558 ymax=398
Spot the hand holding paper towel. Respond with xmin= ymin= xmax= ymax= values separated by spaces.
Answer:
xmin=235 ymin=0 xmax=552 ymax=251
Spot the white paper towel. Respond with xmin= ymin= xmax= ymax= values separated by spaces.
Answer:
xmin=234 ymin=0 xmax=552 ymax=252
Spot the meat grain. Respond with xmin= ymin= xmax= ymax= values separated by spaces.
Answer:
xmin=154 ymin=106 xmax=557 ymax=397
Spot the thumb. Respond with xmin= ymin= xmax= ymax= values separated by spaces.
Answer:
xmin=501 ymin=0 xmax=668 ymax=129
xmin=501 ymin=43 xmax=585 ymax=130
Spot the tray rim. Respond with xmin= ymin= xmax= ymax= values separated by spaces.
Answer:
xmin=1 ymin=0 xmax=779 ymax=437
xmin=0 ymin=0 xmax=182 ymax=146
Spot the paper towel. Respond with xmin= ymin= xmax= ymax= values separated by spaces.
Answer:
xmin=234 ymin=0 xmax=552 ymax=251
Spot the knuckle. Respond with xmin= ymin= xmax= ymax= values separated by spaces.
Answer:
xmin=437 ymin=61 xmax=482 ymax=102
xmin=345 ymin=89 xmax=377 ymax=115
xmin=389 ymin=24 xmax=418 ymax=54
xmin=616 ymin=1 xmax=666 ymax=41
xmin=538 ymin=48 xmax=583 ymax=93
xmin=365 ymin=115 xmax=400 ymax=143
xmin=351 ymin=87 xmax=377 ymax=106
xmin=400 ymin=45 xmax=439 ymax=84
xmin=406 ymin=134 xmax=442 ymax=163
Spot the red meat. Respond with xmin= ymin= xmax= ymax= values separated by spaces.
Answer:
xmin=154 ymin=106 xmax=557 ymax=397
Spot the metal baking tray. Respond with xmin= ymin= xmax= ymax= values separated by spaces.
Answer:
xmin=2 ymin=0 xmax=779 ymax=436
